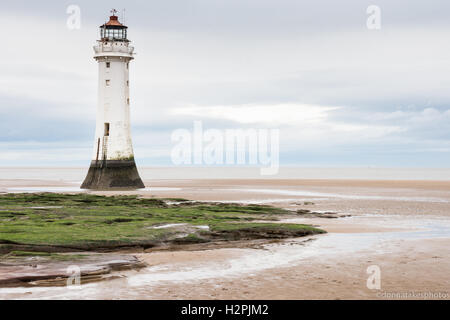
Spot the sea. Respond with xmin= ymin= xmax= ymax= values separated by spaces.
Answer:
xmin=0 ymin=167 xmax=449 ymax=181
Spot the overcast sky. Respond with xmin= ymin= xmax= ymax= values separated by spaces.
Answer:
xmin=1 ymin=0 xmax=449 ymax=167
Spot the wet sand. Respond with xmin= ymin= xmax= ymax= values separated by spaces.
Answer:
xmin=0 ymin=176 xmax=449 ymax=299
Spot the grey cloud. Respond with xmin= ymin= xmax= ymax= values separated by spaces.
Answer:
xmin=1 ymin=1 xmax=450 ymax=166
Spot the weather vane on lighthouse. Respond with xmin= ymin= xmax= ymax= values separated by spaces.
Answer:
xmin=81 ymin=11 xmax=144 ymax=190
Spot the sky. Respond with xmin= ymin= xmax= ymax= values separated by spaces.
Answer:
xmin=0 ymin=0 xmax=449 ymax=167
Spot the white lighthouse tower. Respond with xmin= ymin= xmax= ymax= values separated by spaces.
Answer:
xmin=82 ymin=10 xmax=144 ymax=189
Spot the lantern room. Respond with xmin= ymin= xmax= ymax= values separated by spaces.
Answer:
xmin=100 ymin=10 xmax=128 ymax=41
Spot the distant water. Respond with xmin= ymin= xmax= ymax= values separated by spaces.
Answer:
xmin=0 ymin=167 xmax=449 ymax=181
xmin=231 ymin=188 xmax=450 ymax=203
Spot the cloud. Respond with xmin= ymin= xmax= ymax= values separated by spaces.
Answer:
xmin=0 ymin=1 xmax=450 ymax=167
xmin=170 ymin=104 xmax=339 ymax=125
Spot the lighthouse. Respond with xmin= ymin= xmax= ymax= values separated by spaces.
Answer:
xmin=81 ymin=10 xmax=144 ymax=189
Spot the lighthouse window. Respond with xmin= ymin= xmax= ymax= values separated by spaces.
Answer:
xmin=106 ymin=62 xmax=110 ymax=68
xmin=105 ymin=80 xmax=110 ymax=86
xmin=127 ymin=80 xmax=129 ymax=86
xmin=104 ymin=123 xmax=110 ymax=137
xmin=127 ymin=98 xmax=130 ymax=105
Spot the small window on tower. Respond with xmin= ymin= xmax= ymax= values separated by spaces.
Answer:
xmin=127 ymin=80 xmax=129 ymax=87
xmin=104 ymin=123 xmax=110 ymax=137
xmin=106 ymin=62 xmax=110 ymax=68
xmin=127 ymin=98 xmax=130 ymax=105
xmin=126 ymin=63 xmax=129 ymax=69
xmin=105 ymin=80 xmax=110 ymax=86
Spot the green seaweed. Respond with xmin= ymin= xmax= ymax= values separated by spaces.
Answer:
xmin=0 ymin=193 xmax=325 ymax=253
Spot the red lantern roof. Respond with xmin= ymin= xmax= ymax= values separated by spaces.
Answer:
xmin=105 ymin=15 xmax=123 ymax=27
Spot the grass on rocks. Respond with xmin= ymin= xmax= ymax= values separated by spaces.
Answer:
xmin=0 ymin=193 xmax=325 ymax=253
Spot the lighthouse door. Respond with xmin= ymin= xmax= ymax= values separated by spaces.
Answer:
xmin=104 ymin=123 xmax=110 ymax=136
xmin=101 ymin=123 xmax=110 ymax=162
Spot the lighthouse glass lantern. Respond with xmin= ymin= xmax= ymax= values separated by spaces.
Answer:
xmin=81 ymin=11 xmax=144 ymax=190
xmin=100 ymin=15 xmax=128 ymax=41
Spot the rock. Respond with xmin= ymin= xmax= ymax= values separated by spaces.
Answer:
xmin=0 ymin=253 xmax=146 ymax=288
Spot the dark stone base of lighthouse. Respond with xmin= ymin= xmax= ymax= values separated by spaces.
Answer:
xmin=81 ymin=160 xmax=145 ymax=190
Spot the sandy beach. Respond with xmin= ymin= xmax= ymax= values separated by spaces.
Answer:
xmin=0 ymin=168 xmax=449 ymax=299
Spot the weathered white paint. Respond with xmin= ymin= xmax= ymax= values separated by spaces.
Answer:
xmin=90 ymin=40 xmax=136 ymax=161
